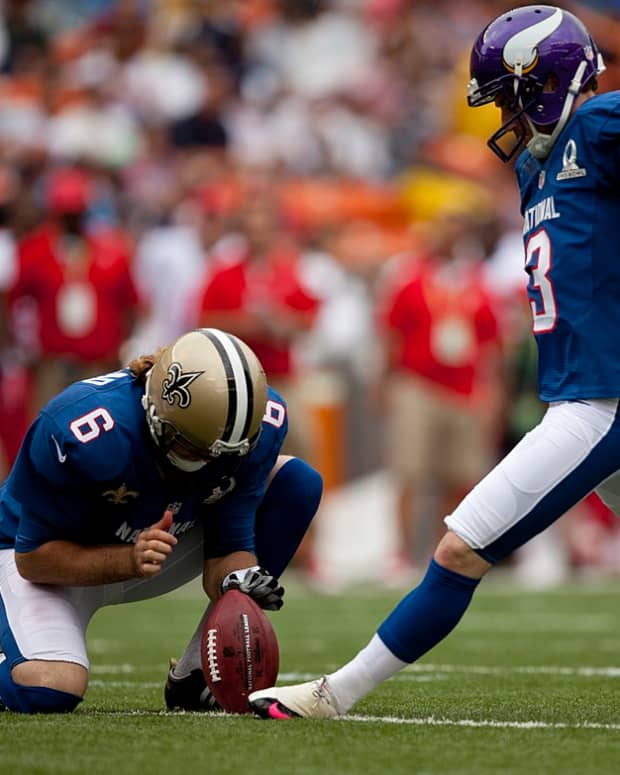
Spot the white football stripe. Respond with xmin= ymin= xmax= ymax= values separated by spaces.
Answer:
xmin=202 ymin=328 xmax=249 ymax=442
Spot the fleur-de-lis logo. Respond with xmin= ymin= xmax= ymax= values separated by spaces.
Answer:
xmin=161 ymin=362 xmax=204 ymax=408
xmin=202 ymin=476 xmax=236 ymax=504
xmin=103 ymin=483 xmax=140 ymax=505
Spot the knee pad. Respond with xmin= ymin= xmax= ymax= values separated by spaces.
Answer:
xmin=255 ymin=458 xmax=323 ymax=577
xmin=0 ymin=659 xmax=82 ymax=713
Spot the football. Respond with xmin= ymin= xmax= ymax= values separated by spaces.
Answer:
xmin=201 ymin=589 xmax=280 ymax=714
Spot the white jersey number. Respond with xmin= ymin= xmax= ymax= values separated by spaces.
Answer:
xmin=263 ymin=400 xmax=286 ymax=428
xmin=525 ymin=228 xmax=557 ymax=333
xmin=70 ymin=408 xmax=115 ymax=443
xmin=82 ymin=370 xmax=127 ymax=387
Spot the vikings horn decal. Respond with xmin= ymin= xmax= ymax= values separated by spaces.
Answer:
xmin=502 ymin=7 xmax=563 ymax=73
xmin=161 ymin=362 xmax=204 ymax=408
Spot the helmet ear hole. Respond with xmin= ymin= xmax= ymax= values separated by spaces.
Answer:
xmin=543 ymin=73 xmax=560 ymax=93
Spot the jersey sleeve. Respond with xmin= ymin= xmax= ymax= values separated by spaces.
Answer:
xmin=8 ymin=391 xmax=138 ymax=552
xmin=7 ymin=416 xmax=95 ymax=552
xmin=202 ymin=388 xmax=287 ymax=558
xmin=585 ymin=94 xmax=620 ymax=186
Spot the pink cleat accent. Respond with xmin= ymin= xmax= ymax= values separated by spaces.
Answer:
xmin=268 ymin=702 xmax=294 ymax=720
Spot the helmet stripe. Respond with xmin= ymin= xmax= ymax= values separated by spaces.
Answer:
xmin=200 ymin=328 xmax=250 ymax=443
xmin=227 ymin=334 xmax=255 ymax=441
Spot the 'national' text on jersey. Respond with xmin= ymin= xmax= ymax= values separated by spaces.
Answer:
xmin=115 ymin=519 xmax=197 ymax=544
xmin=523 ymin=195 xmax=560 ymax=234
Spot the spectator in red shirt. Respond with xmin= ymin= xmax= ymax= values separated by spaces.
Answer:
xmin=198 ymin=188 xmax=320 ymax=458
xmin=9 ymin=166 xmax=140 ymax=415
xmin=0 ymin=164 xmax=30 ymax=478
xmin=376 ymin=207 xmax=503 ymax=580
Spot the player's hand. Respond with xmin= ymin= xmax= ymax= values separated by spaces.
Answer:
xmin=133 ymin=509 xmax=178 ymax=578
xmin=221 ymin=566 xmax=285 ymax=610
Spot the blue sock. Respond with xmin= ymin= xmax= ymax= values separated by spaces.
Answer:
xmin=377 ymin=558 xmax=481 ymax=663
xmin=254 ymin=458 xmax=323 ymax=578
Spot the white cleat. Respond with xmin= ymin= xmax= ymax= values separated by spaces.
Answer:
xmin=249 ymin=677 xmax=342 ymax=719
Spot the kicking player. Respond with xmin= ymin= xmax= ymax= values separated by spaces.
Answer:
xmin=250 ymin=4 xmax=620 ymax=719
xmin=0 ymin=328 xmax=322 ymax=713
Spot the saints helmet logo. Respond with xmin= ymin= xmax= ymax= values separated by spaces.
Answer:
xmin=161 ymin=362 xmax=204 ymax=408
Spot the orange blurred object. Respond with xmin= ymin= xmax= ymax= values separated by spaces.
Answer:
xmin=420 ymin=134 xmax=497 ymax=182
xmin=330 ymin=220 xmax=417 ymax=271
xmin=279 ymin=177 xmax=409 ymax=231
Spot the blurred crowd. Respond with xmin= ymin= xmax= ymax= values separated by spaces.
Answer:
xmin=1 ymin=0 xmax=620 ymax=581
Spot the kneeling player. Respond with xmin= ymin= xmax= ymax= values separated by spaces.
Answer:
xmin=0 ymin=329 xmax=322 ymax=713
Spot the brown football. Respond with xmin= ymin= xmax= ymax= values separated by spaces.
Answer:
xmin=201 ymin=590 xmax=280 ymax=714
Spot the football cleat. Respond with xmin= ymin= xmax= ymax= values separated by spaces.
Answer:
xmin=164 ymin=659 xmax=221 ymax=712
xmin=249 ymin=677 xmax=342 ymax=720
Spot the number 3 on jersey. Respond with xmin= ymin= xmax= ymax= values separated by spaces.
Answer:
xmin=526 ymin=228 xmax=557 ymax=333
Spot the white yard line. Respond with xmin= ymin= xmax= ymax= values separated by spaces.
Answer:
xmin=90 ymin=664 xmax=137 ymax=673
xmin=88 ymin=665 xmax=620 ymax=730
xmin=400 ymin=664 xmax=620 ymax=678
xmin=341 ymin=715 xmax=620 ymax=731
xmin=81 ymin=708 xmax=620 ymax=730
xmin=280 ymin=665 xmax=620 ymax=680
xmin=89 ymin=664 xmax=620 ymax=680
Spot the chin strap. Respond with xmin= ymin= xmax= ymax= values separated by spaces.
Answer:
xmin=526 ymin=60 xmax=588 ymax=159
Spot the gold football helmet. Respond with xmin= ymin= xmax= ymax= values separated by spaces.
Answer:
xmin=142 ymin=329 xmax=268 ymax=467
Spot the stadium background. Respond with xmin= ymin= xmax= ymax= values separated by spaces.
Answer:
xmin=1 ymin=4 xmax=620 ymax=773
xmin=1 ymin=0 xmax=620 ymax=590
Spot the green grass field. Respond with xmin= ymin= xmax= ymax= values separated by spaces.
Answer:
xmin=2 ymin=575 xmax=620 ymax=775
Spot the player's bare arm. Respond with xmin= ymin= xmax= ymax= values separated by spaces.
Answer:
xmin=203 ymin=550 xmax=258 ymax=601
xmin=15 ymin=510 xmax=178 ymax=586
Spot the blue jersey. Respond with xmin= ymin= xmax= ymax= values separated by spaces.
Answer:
xmin=515 ymin=91 xmax=620 ymax=402
xmin=0 ymin=369 xmax=288 ymax=556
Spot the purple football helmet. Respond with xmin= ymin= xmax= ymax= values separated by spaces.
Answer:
xmin=468 ymin=5 xmax=605 ymax=161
